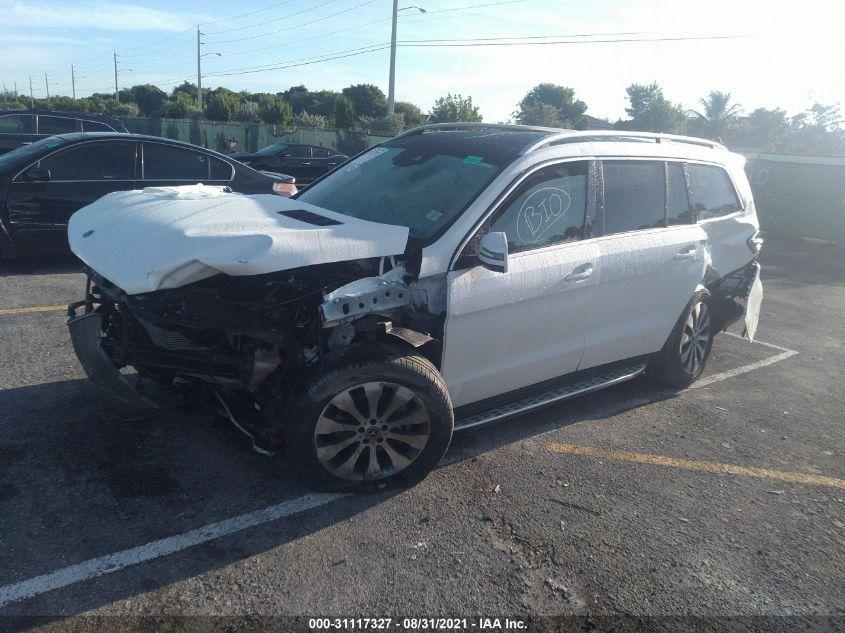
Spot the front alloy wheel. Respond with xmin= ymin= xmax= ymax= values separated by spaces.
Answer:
xmin=314 ymin=382 xmax=431 ymax=481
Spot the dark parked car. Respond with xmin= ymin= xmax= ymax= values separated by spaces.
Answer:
xmin=0 ymin=133 xmax=296 ymax=258
xmin=0 ymin=110 xmax=128 ymax=156
xmin=232 ymin=143 xmax=347 ymax=186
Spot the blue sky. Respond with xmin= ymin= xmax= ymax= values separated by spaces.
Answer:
xmin=0 ymin=0 xmax=842 ymax=122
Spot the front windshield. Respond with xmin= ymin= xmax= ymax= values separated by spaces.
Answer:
xmin=0 ymin=137 xmax=66 ymax=172
xmin=256 ymin=143 xmax=288 ymax=157
xmin=297 ymin=136 xmax=507 ymax=241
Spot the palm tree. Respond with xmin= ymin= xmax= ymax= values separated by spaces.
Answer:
xmin=691 ymin=91 xmax=743 ymax=141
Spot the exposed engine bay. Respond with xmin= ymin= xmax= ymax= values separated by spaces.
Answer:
xmin=69 ymin=255 xmax=445 ymax=451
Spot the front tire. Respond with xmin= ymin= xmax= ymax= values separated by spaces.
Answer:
xmin=284 ymin=346 xmax=454 ymax=491
xmin=649 ymin=291 xmax=714 ymax=388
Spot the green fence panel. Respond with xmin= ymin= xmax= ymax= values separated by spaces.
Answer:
xmin=746 ymin=154 xmax=845 ymax=242
xmin=120 ymin=118 xmax=392 ymax=156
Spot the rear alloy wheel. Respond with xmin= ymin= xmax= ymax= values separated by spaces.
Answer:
xmin=284 ymin=347 xmax=453 ymax=490
xmin=314 ymin=381 xmax=431 ymax=481
xmin=649 ymin=291 xmax=714 ymax=388
xmin=680 ymin=300 xmax=711 ymax=375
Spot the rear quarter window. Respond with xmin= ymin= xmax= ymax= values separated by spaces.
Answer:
xmin=688 ymin=163 xmax=742 ymax=220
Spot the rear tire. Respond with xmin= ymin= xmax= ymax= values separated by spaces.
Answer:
xmin=283 ymin=346 xmax=454 ymax=491
xmin=649 ymin=291 xmax=714 ymax=388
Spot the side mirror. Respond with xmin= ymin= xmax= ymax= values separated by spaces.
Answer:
xmin=478 ymin=231 xmax=509 ymax=273
xmin=24 ymin=167 xmax=51 ymax=182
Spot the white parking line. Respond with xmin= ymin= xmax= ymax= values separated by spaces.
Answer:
xmin=0 ymin=333 xmax=798 ymax=610
xmin=0 ymin=493 xmax=345 ymax=609
xmin=690 ymin=332 xmax=798 ymax=389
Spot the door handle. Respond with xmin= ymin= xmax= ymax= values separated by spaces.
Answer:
xmin=673 ymin=245 xmax=697 ymax=261
xmin=565 ymin=264 xmax=594 ymax=282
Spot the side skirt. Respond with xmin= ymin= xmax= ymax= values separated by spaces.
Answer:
xmin=454 ymin=360 xmax=648 ymax=431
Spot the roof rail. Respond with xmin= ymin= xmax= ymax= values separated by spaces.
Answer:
xmin=394 ymin=122 xmax=562 ymax=140
xmin=525 ymin=130 xmax=727 ymax=153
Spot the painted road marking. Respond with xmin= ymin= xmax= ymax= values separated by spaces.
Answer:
xmin=0 ymin=333 xmax=800 ymax=609
xmin=0 ymin=305 xmax=67 ymax=316
xmin=0 ymin=493 xmax=346 ymax=609
xmin=690 ymin=331 xmax=798 ymax=389
xmin=548 ymin=443 xmax=845 ymax=490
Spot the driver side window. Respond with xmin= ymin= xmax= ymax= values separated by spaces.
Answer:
xmin=457 ymin=161 xmax=589 ymax=267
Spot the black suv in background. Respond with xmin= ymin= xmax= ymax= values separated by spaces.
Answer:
xmin=231 ymin=142 xmax=347 ymax=186
xmin=0 ymin=110 xmax=128 ymax=155
xmin=0 ymin=133 xmax=295 ymax=258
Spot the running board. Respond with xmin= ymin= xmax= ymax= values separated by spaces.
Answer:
xmin=454 ymin=362 xmax=647 ymax=431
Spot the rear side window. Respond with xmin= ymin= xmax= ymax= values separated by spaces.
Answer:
xmin=0 ymin=114 xmax=34 ymax=133
xmin=209 ymin=156 xmax=233 ymax=180
xmin=313 ymin=147 xmax=332 ymax=158
xmin=38 ymin=116 xmax=78 ymax=135
xmin=489 ymin=161 xmax=588 ymax=253
xmin=143 ymin=143 xmax=209 ymax=180
xmin=36 ymin=141 xmax=134 ymax=181
xmin=667 ymin=162 xmax=693 ymax=225
xmin=82 ymin=120 xmax=114 ymax=132
xmin=688 ymin=164 xmax=742 ymax=220
xmin=601 ymin=161 xmax=666 ymax=235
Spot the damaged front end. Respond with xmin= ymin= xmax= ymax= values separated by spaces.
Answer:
xmin=67 ymin=257 xmax=443 ymax=451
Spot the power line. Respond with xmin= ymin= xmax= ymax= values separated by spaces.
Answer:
xmin=396 ymin=34 xmax=749 ymax=47
xmin=205 ymin=0 xmax=380 ymax=44
xmin=199 ymin=0 xmax=299 ymax=27
xmin=204 ymin=0 xmax=347 ymax=36
xmin=205 ymin=43 xmax=391 ymax=77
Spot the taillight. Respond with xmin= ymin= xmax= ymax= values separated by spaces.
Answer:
xmin=272 ymin=182 xmax=297 ymax=197
xmin=747 ymin=231 xmax=763 ymax=255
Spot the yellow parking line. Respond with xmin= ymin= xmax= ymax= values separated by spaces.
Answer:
xmin=548 ymin=442 xmax=845 ymax=490
xmin=0 ymin=305 xmax=66 ymax=316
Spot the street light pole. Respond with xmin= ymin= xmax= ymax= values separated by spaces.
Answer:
xmin=44 ymin=72 xmax=50 ymax=103
xmin=197 ymin=26 xmax=203 ymax=112
xmin=29 ymin=76 xmax=34 ymax=109
xmin=71 ymin=64 xmax=76 ymax=100
xmin=387 ymin=0 xmax=399 ymax=116
xmin=113 ymin=51 xmax=119 ymax=102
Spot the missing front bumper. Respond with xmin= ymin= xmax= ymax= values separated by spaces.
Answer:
xmin=67 ymin=310 xmax=164 ymax=409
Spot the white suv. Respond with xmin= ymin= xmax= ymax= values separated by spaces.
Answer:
xmin=67 ymin=123 xmax=763 ymax=490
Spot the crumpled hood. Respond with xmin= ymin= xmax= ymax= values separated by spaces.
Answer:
xmin=68 ymin=185 xmax=409 ymax=295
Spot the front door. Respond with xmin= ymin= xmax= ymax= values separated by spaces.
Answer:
xmin=441 ymin=160 xmax=599 ymax=408
xmin=6 ymin=140 xmax=137 ymax=252
xmin=139 ymin=142 xmax=233 ymax=188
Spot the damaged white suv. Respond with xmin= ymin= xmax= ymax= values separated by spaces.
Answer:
xmin=67 ymin=124 xmax=762 ymax=489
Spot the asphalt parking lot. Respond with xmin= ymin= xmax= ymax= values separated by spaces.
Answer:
xmin=0 ymin=235 xmax=843 ymax=630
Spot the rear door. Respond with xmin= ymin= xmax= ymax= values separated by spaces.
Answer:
xmin=579 ymin=159 xmax=707 ymax=370
xmin=139 ymin=142 xmax=234 ymax=188
xmin=6 ymin=139 xmax=137 ymax=251
xmin=442 ymin=160 xmax=600 ymax=407
xmin=309 ymin=146 xmax=342 ymax=180
xmin=278 ymin=145 xmax=315 ymax=183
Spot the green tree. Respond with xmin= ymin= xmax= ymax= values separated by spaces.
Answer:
xmin=234 ymin=101 xmax=260 ymax=123
xmin=130 ymin=84 xmax=167 ymax=117
xmin=395 ymin=101 xmax=425 ymax=127
xmin=205 ymin=88 xmax=240 ymax=122
xmin=728 ymin=107 xmax=790 ymax=151
xmin=341 ymin=84 xmax=386 ymax=118
xmin=282 ymin=85 xmax=312 ymax=113
xmin=690 ymin=91 xmax=742 ymax=141
xmin=163 ymin=92 xmax=201 ymax=119
xmin=429 ymin=93 xmax=482 ymax=123
xmin=333 ymin=94 xmax=356 ymax=130
xmin=258 ymin=94 xmax=293 ymax=127
xmin=514 ymin=83 xmax=586 ymax=128
xmin=620 ymin=82 xmax=686 ymax=133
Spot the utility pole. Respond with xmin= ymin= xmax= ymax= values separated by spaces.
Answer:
xmin=29 ymin=76 xmax=34 ymax=109
xmin=14 ymin=80 xmax=17 ymax=99
xmin=2 ymin=84 xmax=7 ymax=108
xmin=387 ymin=0 xmax=398 ymax=116
xmin=197 ymin=26 xmax=203 ymax=112
xmin=113 ymin=51 xmax=119 ymax=102
xmin=44 ymin=72 xmax=50 ymax=103
xmin=71 ymin=64 xmax=76 ymax=100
